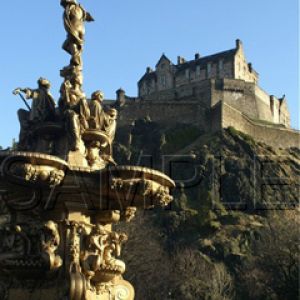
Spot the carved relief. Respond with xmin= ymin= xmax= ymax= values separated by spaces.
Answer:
xmin=67 ymin=221 xmax=86 ymax=300
xmin=60 ymin=220 xmax=134 ymax=300
xmin=81 ymin=224 xmax=128 ymax=287
xmin=0 ymin=225 xmax=30 ymax=262
xmin=122 ymin=207 xmax=137 ymax=223
xmin=111 ymin=178 xmax=173 ymax=208
xmin=113 ymin=280 xmax=135 ymax=300
xmin=41 ymin=221 xmax=63 ymax=270
xmin=0 ymin=221 xmax=62 ymax=277
xmin=8 ymin=163 xmax=65 ymax=186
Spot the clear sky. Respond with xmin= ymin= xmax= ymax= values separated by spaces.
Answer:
xmin=0 ymin=0 xmax=298 ymax=148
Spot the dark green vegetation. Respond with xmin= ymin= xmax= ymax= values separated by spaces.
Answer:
xmin=114 ymin=119 xmax=300 ymax=300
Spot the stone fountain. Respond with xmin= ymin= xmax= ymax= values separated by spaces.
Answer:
xmin=0 ymin=1 xmax=174 ymax=299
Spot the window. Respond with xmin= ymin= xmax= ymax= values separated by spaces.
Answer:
xmin=146 ymin=82 xmax=151 ymax=94
xmin=196 ymin=65 xmax=201 ymax=77
xmin=207 ymin=63 xmax=212 ymax=77
xmin=161 ymin=75 xmax=166 ymax=87
xmin=218 ymin=60 xmax=224 ymax=72
xmin=185 ymin=69 xmax=190 ymax=80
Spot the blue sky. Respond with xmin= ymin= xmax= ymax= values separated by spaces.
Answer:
xmin=0 ymin=0 xmax=298 ymax=147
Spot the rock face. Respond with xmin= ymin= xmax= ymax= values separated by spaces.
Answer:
xmin=114 ymin=120 xmax=300 ymax=300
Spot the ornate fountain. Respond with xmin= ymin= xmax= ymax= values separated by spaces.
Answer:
xmin=0 ymin=1 xmax=174 ymax=299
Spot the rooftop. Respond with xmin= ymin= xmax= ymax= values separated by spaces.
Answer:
xmin=139 ymin=41 xmax=241 ymax=83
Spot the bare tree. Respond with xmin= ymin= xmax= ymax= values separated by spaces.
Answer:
xmin=238 ymin=210 xmax=299 ymax=300
xmin=170 ymin=248 xmax=234 ymax=300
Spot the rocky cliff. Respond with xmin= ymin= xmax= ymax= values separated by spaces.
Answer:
xmin=114 ymin=119 xmax=299 ymax=300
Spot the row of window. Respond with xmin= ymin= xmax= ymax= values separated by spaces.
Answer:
xmin=158 ymin=62 xmax=226 ymax=88
xmin=184 ymin=60 xmax=225 ymax=80
xmin=143 ymin=60 xmax=228 ymax=91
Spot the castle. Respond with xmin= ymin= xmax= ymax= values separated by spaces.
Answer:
xmin=112 ymin=40 xmax=299 ymax=149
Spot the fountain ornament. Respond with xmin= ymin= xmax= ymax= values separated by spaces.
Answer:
xmin=0 ymin=1 xmax=175 ymax=299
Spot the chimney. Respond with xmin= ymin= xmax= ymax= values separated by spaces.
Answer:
xmin=177 ymin=56 xmax=186 ymax=65
xmin=195 ymin=53 xmax=200 ymax=60
xmin=236 ymin=39 xmax=243 ymax=50
xmin=248 ymin=63 xmax=253 ymax=72
xmin=146 ymin=67 xmax=153 ymax=74
xmin=116 ymin=88 xmax=126 ymax=106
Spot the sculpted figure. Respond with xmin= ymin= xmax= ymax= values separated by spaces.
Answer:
xmin=89 ymin=90 xmax=105 ymax=130
xmin=13 ymin=78 xmax=56 ymax=150
xmin=104 ymin=107 xmax=118 ymax=141
xmin=0 ymin=226 xmax=31 ymax=261
xmin=83 ymin=224 xmax=107 ymax=272
xmin=41 ymin=221 xmax=62 ymax=270
xmin=81 ymin=225 xmax=127 ymax=285
xmin=89 ymin=91 xmax=118 ymax=141
xmin=123 ymin=207 xmax=137 ymax=223
xmin=59 ymin=76 xmax=90 ymax=150
xmin=81 ymin=224 xmax=107 ymax=284
xmin=61 ymin=0 xmax=94 ymax=66
xmin=102 ymin=231 xmax=127 ymax=271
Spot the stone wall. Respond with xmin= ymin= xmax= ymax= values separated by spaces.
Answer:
xmin=139 ymin=76 xmax=291 ymax=128
xmin=212 ymin=79 xmax=259 ymax=119
xmin=117 ymin=99 xmax=210 ymax=130
xmin=254 ymin=86 xmax=274 ymax=121
xmin=116 ymin=98 xmax=299 ymax=149
xmin=115 ymin=74 xmax=298 ymax=150
xmin=211 ymin=79 xmax=290 ymax=127
xmin=234 ymin=40 xmax=258 ymax=83
xmin=278 ymin=100 xmax=290 ymax=127
xmin=140 ymin=79 xmax=212 ymax=104
xmin=210 ymin=102 xmax=223 ymax=132
xmin=221 ymin=102 xmax=300 ymax=149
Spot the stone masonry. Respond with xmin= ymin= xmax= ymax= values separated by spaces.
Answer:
xmin=109 ymin=40 xmax=299 ymax=149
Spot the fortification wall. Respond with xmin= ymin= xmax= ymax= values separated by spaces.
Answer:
xmin=210 ymin=102 xmax=223 ymax=132
xmin=118 ymin=80 xmax=213 ymax=129
xmin=254 ymin=86 xmax=274 ymax=122
xmin=141 ymin=80 xmax=212 ymax=105
xmin=212 ymin=79 xmax=259 ymax=119
xmin=115 ymin=77 xmax=298 ymax=149
xmin=212 ymin=79 xmax=284 ymax=126
xmin=221 ymin=102 xmax=300 ymax=149
xmin=116 ymin=99 xmax=299 ymax=149
xmin=117 ymin=100 xmax=211 ymax=131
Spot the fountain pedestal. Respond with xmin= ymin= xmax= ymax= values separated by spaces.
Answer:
xmin=0 ymin=152 xmax=174 ymax=300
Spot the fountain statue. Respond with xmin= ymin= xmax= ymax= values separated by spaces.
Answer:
xmin=0 ymin=1 xmax=175 ymax=299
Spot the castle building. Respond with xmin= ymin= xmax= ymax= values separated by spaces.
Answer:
xmin=137 ymin=39 xmax=290 ymax=127
xmin=114 ymin=40 xmax=299 ymax=149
